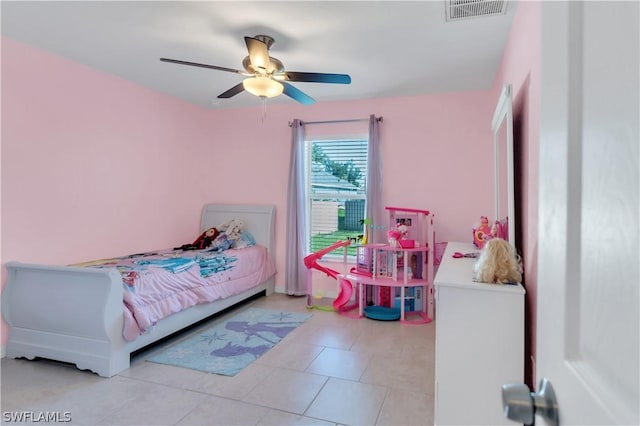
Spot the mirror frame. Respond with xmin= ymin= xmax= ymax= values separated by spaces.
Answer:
xmin=491 ymin=83 xmax=515 ymax=246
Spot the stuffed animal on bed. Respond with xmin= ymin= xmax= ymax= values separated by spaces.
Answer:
xmin=217 ymin=219 xmax=245 ymax=241
xmin=174 ymin=227 xmax=220 ymax=251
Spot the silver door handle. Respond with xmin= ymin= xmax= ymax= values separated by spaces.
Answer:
xmin=502 ymin=378 xmax=559 ymax=426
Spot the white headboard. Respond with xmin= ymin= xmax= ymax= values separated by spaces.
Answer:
xmin=200 ymin=204 xmax=275 ymax=255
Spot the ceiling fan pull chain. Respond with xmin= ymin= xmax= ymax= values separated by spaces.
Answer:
xmin=261 ymin=97 xmax=267 ymax=123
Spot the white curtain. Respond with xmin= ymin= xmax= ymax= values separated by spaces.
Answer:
xmin=285 ymin=119 xmax=308 ymax=295
xmin=366 ymin=115 xmax=384 ymax=243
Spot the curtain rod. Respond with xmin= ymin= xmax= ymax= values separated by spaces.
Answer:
xmin=288 ymin=116 xmax=383 ymax=127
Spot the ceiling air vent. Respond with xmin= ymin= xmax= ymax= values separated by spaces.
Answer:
xmin=445 ymin=0 xmax=508 ymax=21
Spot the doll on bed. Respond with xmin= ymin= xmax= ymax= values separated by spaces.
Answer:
xmin=473 ymin=238 xmax=522 ymax=284
xmin=175 ymin=219 xmax=255 ymax=251
xmin=174 ymin=227 xmax=220 ymax=251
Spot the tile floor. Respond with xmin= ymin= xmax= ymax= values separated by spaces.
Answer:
xmin=1 ymin=294 xmax=435 ymax=425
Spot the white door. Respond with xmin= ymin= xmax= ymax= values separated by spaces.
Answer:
xmin=536 ymin=2 xmax=639 ymax=425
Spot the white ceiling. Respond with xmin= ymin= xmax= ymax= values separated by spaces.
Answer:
xmin=1 ymin=1 xmax=517 ymax=109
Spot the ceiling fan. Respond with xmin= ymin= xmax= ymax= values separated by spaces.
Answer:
xmin=160 ymin=35 xmax=351 ymax=105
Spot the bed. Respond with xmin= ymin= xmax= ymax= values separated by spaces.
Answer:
xmin=1 ymin=204 xmax=276 ymax=377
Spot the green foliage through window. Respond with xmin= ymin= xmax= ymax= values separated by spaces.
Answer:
xmin=306 ymin=138 xmax=368 ymax=258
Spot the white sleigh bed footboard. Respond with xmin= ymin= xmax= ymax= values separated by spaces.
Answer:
xmin=2 ymin=263 xmax=130 ymax=377
xmin=2 ymin=203 xmax=276 ymax=377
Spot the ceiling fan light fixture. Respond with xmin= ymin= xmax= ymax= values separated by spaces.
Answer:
xmin=242 ymin=76 xmax=283 ymax=98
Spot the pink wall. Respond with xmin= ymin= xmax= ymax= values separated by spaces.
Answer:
xmin=1 ymin=36 xmax=500 ymax=347
xmin=2 ymin=37 xmax=218 ymax=263
xmin=1 ymin=37 xmax=220 ymax=345
xmin=201 ymin=93 xmax=499 ymax=303
xmin=490 ymin=2 xmax=541 ymax=387
xmin=202 ymin=91 xmax=496 ymax=288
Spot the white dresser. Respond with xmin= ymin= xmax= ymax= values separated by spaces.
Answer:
xmin=434 ymin=242 xmax=525 ymax=425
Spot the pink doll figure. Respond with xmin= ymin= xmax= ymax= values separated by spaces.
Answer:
xmin=473 ymin=216 xmax=493 ymax=248
xmin=387 ymin=229 xmax=402 ymax=247
xmin=396 ymin=223 xmax=409 ymax=239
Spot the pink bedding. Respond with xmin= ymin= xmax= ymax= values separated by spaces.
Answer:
xmin=80 ymin=245 xmax=275 ymax=341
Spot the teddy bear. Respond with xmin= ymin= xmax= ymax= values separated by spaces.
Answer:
xmin=217 ymin=219 xmax=245 ymax=241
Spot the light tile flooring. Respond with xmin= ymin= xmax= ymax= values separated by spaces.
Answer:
xmin=1 ymin=294 xmax=435 ymax=425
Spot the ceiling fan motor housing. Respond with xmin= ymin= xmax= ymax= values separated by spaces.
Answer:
xmin=253 ymin=34 xmax=275 ymax=49
xmin=242 ymin=55 xmax=284 ymax=74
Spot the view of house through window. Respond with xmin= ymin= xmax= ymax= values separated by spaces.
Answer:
xmin=306 ymin=138 xmax=368 ymax=258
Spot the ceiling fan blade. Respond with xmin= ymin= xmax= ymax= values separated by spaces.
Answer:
xmin=282 ymin=82 xmax=315 ymax=105
xmin=160 ymin=58 xmax=244 ymax=75
xmin=217 ymin=83 xmax=245 ymax=99
xmin=282 ymin=71 xmax=351 ymax=84
xmin=244 ymin=36 xmax=270 ymax=73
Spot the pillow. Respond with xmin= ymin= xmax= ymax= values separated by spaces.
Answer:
xmin=234 ymin=231 xmax=256 ymax=249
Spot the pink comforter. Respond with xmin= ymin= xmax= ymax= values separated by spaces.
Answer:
xmin=82 ymin=246 xmax=275 ymax=341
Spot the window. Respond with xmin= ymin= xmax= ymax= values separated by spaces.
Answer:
xmin=305 ymin=138 xmax=368 ymax=258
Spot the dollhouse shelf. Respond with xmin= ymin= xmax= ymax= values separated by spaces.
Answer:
xmin=339 ymin=206 xmax=435 ymax=324
xmin=340 ymin=244 xmax=431 ymax=324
